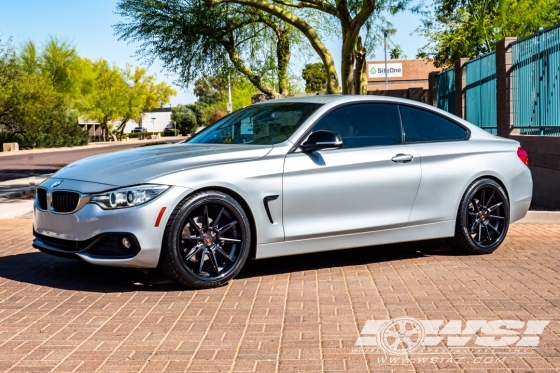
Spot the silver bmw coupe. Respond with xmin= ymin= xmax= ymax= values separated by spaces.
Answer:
xmin=33 ymin=95 xmax=532 ymax=288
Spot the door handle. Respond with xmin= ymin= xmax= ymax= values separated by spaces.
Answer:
xmin=391 ymin=153 xmax=414 ymax=163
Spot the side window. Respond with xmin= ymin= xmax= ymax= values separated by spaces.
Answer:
xmin=400 ymin=105 xmax=467 ymax=143
xmin=311 ymin=103 xmax=402 ymax=149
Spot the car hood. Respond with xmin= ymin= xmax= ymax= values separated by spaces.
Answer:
xmin=51 ymin=143 xmax=273 ymax=187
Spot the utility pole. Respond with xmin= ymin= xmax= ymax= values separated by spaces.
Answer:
xmin=170 ymin=104 xmax=175 ymax=136
xmin=384 ymin=30 xmax=389 ymax=90
xmin=227 ymin=73 xmax=232 ymax=113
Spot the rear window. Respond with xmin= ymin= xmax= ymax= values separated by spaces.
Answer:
xmin=400 ymin=105 xmax=467 ymax=143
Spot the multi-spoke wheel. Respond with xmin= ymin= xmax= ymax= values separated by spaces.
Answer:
xmin=447 ymin=178 xmax=510 ymax=254
xmin=160 ymin=191 xmax=251 ymax=288
xmin=377 ymin=317 xmax=425 ymax=355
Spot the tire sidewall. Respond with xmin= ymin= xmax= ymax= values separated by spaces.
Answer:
xmin=166 ymin=191 xmax=251 ymax=288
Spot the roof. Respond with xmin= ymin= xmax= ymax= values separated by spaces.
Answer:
xmin=253 ymin=94 xmax=431 ymax=106
xmin=253 ymin=95 xmax=344 ymax=105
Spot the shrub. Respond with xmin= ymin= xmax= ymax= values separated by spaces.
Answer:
xmin=163 ymin=129 xmax=180 ymax=136
xmin=127 ymin=131 xmax=164 ymax=139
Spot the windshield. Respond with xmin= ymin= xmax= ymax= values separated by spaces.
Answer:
xmin=187 ymin=102 xmax=323 ymax=145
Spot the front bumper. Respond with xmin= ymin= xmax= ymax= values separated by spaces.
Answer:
xmin=33 ymin=182 xmax=193 ymax=268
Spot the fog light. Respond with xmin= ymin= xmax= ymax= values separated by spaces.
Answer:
xmin=121 ymin=237 xmax=131 ymax=249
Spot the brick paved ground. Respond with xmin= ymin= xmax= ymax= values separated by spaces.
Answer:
xmin=0 ymin=220 xmax=559 ymax=372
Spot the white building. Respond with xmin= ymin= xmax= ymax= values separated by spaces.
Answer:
xmin=123 ymin=107 xmax=173 ymax=133
xmin=79 ymin=107 xmax=174 ymax=137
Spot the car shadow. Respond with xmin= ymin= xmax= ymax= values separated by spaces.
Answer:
xmin=0 ymin=239 xmax=462 ymax=293
xmin=238 ymin=238 xmax=461 ymax=279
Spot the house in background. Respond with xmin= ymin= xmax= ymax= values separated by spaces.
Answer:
xmin=79 ymin=107 xmax=174 ymax=139
xmin=122 ymin=107 xmax=173 ymax=133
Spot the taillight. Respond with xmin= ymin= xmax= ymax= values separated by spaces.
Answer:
xmin=517 ymin=147 xmax=529 ymax=166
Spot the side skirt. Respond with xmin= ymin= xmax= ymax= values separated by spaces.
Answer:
xmin=255 ymin=221 xmax=455 ymax=259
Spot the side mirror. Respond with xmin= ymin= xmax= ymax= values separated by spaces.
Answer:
xmin=300 ymin=130 xmax=343 ymax=152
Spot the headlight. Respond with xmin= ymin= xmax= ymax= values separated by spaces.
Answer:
xmin=90 ymin=185 xmax=169 ymax=209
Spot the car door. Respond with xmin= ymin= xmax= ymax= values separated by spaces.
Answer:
xmin=282 ymin=103 xmax=422 ymax=241
xmin=398 ymin=104 xmax=473 ymax=226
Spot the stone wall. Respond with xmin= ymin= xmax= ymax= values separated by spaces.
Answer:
xmin=366 ymin=87 xmax=430 ymax=104
xmin=510 ymin=135 xmax=560 ymax=208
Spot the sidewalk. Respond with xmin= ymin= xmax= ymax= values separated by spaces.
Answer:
xmin=0 ymin=198 xmax=34 ymax=219
xmin=0 ymin=136 xmax=184 ymax=157
xmin=0 ymin=220 xmax=559 ymax=372
xmin=0 ymin=174 xmax=51 ymax=199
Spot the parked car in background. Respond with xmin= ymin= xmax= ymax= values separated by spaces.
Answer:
xmin=164 ymin=123 xmax=178 ymax=136
xmin=33 ymin=96 xmax=532 ymax=289
xmin=131 ymin=127 xmax=147 ymax=133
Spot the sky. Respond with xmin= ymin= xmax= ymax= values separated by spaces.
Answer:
xmin=1 ymin=0 xmax=428 ymax=105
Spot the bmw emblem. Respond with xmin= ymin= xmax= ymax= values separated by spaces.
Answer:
xmin=51 ymin=181 xmax=62 ymax=188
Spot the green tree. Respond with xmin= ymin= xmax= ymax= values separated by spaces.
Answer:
xmin=83 ymin=59 xmax=176 ymax=141
xmin=113 ymin=65 xmax=176 ymax=139
xmin=301 ymin=62 xmax=326 ymax=93
xmin=1 ymin=36 xmax=175 ymax=149
xmin=194 ymin=77 xmax=224 ymax=105
xmin=390 ymin=45 xmax=404 ymax=59
xmin=0 ymin=38 xmax=88 ymax=149
xmin=202 ymin=0 xmax=410 ymax=94
xmin=172 ymin=105 xmax=198 ymax=135
xmin=417 ymin=0 xmax=560 ymax=67
xmin=84 ymin=59 xmax=128 ymax=141
xmin=193 ymin=74 xmax=255 ymax=119
xmin=115 ymin=0 xmax=296 ymax=96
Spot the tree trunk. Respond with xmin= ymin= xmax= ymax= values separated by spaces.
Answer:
xmin=212 ymin=0 xmax=340 ymax=93
xmin=224 ymin=39 xmax=278 ymax=96
xmin=361 ymin=56 xmax=368 ymax=95
xmin=341 ymin=36 xmax=355 ymax=94
xmin=276 ymin=29 xmax=290 ymax=95
xmin=353 ymin=36 xmax=367 ymax=95
xmin=118 ymin=118 xmax=129 ymax=141
xmin=336 ymin=0 xmax=376 ymax=94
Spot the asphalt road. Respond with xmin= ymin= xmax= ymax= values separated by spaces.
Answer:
xmin=0 ymin=142 xmax=167 ymax=182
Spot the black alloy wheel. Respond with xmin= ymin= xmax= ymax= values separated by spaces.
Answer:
xmin=447 ymin=178 xmax=510 ymax=254
xmin=160 ymin=191 xmax=251 ymax=288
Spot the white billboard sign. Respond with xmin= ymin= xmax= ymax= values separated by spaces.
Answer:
xmin=368 ymin=63 xmax=403 ymax=78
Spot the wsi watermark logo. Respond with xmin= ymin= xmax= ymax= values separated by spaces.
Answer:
xmin=354 ymin=317 xmax=549 ymax=355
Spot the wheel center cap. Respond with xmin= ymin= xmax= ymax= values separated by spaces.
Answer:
xmin=203 ymin=235 xmax=213 ymax=246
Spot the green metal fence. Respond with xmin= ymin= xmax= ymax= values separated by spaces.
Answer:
xmin=511 ymin=24 xmax=560 ymax=136
xmin=436 ymin=68 xmax=456 ymax=115
xmin=465 ymin=52 xmax=497 ymax=134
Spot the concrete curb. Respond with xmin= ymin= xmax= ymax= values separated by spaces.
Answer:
xmin=0 ymin=188 xmax=37 ymax=199
xmin=0 ymin=174 xmax=51 ymax=199
xmin=513 ymin=211 xmax=560 ymax=224
xmin=0 ymin=137 xmax=184 ymax=157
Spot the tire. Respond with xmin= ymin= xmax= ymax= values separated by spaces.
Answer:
xmin=446 ymin=178 xmax=510 ymax=255
xmin=160 ymin=190 xmax=251 ymax=289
